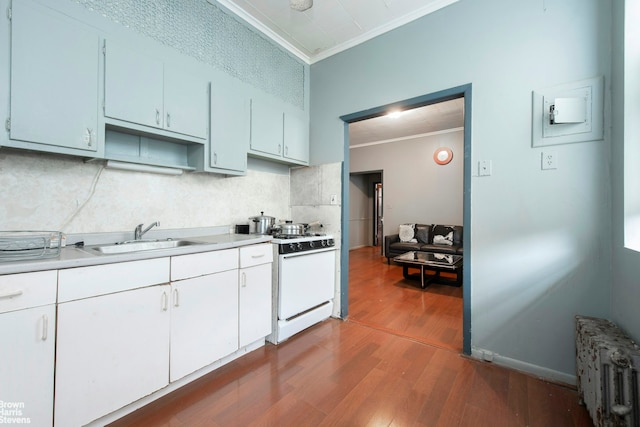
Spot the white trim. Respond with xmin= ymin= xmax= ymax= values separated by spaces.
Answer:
xmin=471 ymin=347 xmax=577 ymax=386
xmin=311 ymin=0 xmax=459 ymax=64
xmin=212 ymin=0 xmax=311 ymax=62
xmin=211 ymin=0 xmax=459 ymax=64
xmin=350 ymin=127 xmax=464 ymax=149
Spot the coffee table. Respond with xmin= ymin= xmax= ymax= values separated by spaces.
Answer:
xmin=393 ymin=251 xmax=463 ymax=289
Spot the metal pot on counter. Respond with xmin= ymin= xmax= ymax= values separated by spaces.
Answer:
xmin=248 ymin=211 xmax=276 ymax=234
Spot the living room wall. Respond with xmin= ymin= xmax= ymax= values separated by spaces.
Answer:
xmin=310 ymin=0 xmax=612 ymax=383
xmin=350 ymin=129 xmax=463 ymax=246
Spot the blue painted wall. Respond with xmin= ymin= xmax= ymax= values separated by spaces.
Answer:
xmin=310 ymin=0 xmax=613 ymax=382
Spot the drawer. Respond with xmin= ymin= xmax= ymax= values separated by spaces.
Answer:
xmin=0 ymin=270 xmax=57 ymax=313
xmin=239 ymin=243 xmax=273 ymax=268
xmin=58 ymin=258 xmax=170 ymax=302
xmin=171 ymin=248 xmax=239 ymax=281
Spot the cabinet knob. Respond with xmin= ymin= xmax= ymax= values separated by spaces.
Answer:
xmin=166 ymin=112 xmax=171 ymax=128
xmin=213 ymin=152 xmax=217 ymax=165
xmin=278 ymin=144 xmax=282 ymax=154
xmin=156 ymin=109 xmax=161 ymax=126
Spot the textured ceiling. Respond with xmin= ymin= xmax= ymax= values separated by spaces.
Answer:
xmin=213 ymin=0 xmax=459 ymax=64
xmin=349 ymin=98 xmax=465 ymax=146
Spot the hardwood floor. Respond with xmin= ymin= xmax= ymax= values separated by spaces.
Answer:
xmin=348 ymin=246 xmax=463 ymax=351
xmin=109 ymin=247 xmax=591 ymax=427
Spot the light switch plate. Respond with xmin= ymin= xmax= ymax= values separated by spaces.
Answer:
xmin=478 ymin=160 xmax=492 ymax=176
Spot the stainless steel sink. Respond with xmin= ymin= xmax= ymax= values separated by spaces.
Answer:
xmin=85 ymin=239 xmax=201 ymax=255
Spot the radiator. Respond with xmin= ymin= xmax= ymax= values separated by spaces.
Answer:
xmin=576 ymin=315 xmax=640 ymax=427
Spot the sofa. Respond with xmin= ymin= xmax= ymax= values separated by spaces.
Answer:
xmin=385 ymin=223 xmax=463 ymax=263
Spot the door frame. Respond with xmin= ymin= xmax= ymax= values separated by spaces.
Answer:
xmin=339 ymin=84 xmax=472 ymax=355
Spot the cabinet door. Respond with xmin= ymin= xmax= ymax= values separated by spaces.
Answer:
xmin=210 ymin=82 xmax=249 ymax=172
xmin=239 ymin=263 xmax=272 ymax=347
xmin=250 ymin=99 xmax=284 ymax=157
xmin=164 ymin=66 xmax=208 ymax=139
xmin=170 ymin=269 xmax=239 ymax=382
xmin=283 ymin=110 xmax=309 ymax=163
xmin=0 ymin=305 xmax=55 ymax=426
xmin=10 ymin=0 xmax=99 ymax=152
xmin=104 ymin=40 xmax=164 ymax=129
xmin=54 ymin=285 xmax=171 ymax=427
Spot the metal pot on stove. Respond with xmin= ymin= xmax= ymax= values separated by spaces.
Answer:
xmin=248 ymin=211 xmax=276 ymax=234
xmin=272 ymin=221 xmax=306 ymax=236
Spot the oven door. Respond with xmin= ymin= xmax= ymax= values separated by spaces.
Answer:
xmin=278 ymin=248 xmax=336 ymax=320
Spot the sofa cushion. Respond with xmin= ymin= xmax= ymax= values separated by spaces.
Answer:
xmin=415 ymin=224 xmax=431 ymax=244
xmin=419 ymin=243 xmax=459 ymax=255
xmin=392 ymin=242 xmax=422 ymax=252
xmin=398 ymin=224 xmax=417 ymax=243
xmin=432 ymin=225 xmax=455 ymax=246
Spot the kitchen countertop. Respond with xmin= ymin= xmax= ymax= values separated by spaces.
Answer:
xmin=0 ymin=232 xmax=272 ymax=275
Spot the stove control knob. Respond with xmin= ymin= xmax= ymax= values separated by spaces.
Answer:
xmin=309 ymin=241 xmax=315 ymax=248
xmin=289 ymin=243 xmax=296 ymax=252
xmin=297 ymin=243 xmax=303 ymax=250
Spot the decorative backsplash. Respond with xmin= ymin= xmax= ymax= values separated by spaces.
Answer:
xmin=72 ymin=0 xmax=305 ymax=109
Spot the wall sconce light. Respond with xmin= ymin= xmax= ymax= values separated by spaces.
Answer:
xmin=433 ymin=147 xmax=453 ymax=165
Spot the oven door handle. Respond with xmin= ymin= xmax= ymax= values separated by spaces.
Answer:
xmin=281 ymin=247 xmax=337 ymax=259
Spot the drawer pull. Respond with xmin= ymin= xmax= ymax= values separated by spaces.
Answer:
xmin=0 ymin=289 xmax=23 ymax=299
xmin=161 ymin=291 xmax=168 ymax=311
xmin=251 ymin=253 xmax=265 ymax=259
xmin=173 ymin=288 xmax=180 ymax=307
xmin=41 ymin=315 xmax=48 ymax=341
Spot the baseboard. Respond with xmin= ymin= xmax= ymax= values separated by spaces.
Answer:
xmin=471 ymin=347 xmax=576 ymax=387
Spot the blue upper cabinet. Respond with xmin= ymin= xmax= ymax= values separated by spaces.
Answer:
xmin=209 ymin=77 xmax=250 ymax=174
xmin=249 ymin=97 xmax=309 ymax=166
xmin=283 ymin=108 xmax=309 ymax=164
xmin=104 ymin=41 xmax=208 ymax=142
xmin=8 ymin=0 xmax=100 ymax=154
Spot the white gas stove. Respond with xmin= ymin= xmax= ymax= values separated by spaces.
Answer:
xmin=266 ymin=234 xmax=336 ymax=344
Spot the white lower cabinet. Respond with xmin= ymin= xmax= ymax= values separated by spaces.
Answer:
xmin=239 ymin=244 xmax=273 ymax=347
xmin=18 ymin=244 xmax=273 ymax=425
xmin=170 ymin=269 xmax=239 ymax=382
xmin=54 ymin=285 xmax=171 ymax=427
xmin=0 ymin=270 xmax=57 ymax=427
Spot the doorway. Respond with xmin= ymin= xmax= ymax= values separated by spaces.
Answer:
xmin=348 ymin=171 xmax=383 ymax=252
xmin=340 ymin=84 xmax=472 ymax=355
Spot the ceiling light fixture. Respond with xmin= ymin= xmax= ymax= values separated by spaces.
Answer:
xmin=290 ymin=0 xmax=313 ymax=11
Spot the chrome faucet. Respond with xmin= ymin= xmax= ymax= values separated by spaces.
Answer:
xmin=134 ymin=221 xmax=160 ymax=240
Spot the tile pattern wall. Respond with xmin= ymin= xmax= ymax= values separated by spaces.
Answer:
xmin=0 ymin=151 xmax=290 ymax=234
xmin=73 ymin=0 xmax=305 ymax=108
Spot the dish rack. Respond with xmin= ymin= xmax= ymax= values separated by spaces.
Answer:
xmin=0 ymin=231 xmax=63 ymax=261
